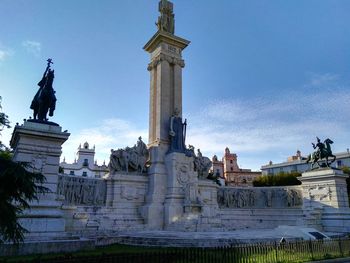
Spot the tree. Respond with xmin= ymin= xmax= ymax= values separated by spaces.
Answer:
xmin=0 ymin=96 xmax=49 ymax=243
xmin=0 ymin=96 xmax=10 ymax=149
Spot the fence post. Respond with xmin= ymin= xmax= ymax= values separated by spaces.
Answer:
xmin=338 ymin=238 xmax=344 ymax=257
xmin=274 ymin=241 xmax=278 ymax=263
xmin=308 ymin=239 xmax=314 ymax=261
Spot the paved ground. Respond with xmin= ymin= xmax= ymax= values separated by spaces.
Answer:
xmin=309 ymin=258 xmax=350 ymax=263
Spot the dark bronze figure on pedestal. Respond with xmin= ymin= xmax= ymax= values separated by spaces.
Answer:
xmin=30 ymin=59 xmax=57 ymax=122
xmin=306 ymin=137 xmax=336 ymax=169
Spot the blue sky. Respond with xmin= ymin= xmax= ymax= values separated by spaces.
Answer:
xmin=1 ymin=0 xmax=350 ymax=170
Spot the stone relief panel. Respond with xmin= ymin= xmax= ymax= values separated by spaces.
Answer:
xmin=176 ymin=163 xmax=190 ymax=186
xmin=31 ymin=154 xmax=47 ymax=173
xmin=218 ymin=187 xmax=303 ymax=209
xmin=308 ymin=186 xmax=332 ymax=201
xmin=121 ymin=185 xmax=142 ymax=201
xmin=57 ymin=175 xmax=106 ymax=206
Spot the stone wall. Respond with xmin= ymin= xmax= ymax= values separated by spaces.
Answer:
xmin=62 ymin=172 xmax=148 ymax=236
xmin=218 ymin=186 xmax=305 ymax=230
xmin=218 ymin=186 xmax=303 ymax=209
xmin=57 ymin=175 xmax=106 ymax=206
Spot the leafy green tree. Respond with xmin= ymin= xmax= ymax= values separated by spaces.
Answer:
xmin=0 ymin=96 xmax=10 ymax=149
xmin=253 ymin=171 xmax=302 ymax=187
xmin=0 ymin=96 xmax=49 ymax=243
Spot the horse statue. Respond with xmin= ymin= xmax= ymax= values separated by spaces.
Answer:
xmin=109 ymin=137 xmax=149 ymax=174
xmin=306 ymin=137 xmax=336 ymax=169
xmin=187 ymin=146 xmax=212 ymax=179
xmin=30 ymin=59 xmax=57 ymax=121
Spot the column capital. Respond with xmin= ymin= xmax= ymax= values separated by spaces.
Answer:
xmin=147 ymin=53 xmax=185 ymax=71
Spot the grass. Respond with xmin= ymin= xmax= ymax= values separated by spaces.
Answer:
xmin=0 ymin=244 xmax=164 ymax=262
xmin=1 ymin=239 xmax=350 ymax=263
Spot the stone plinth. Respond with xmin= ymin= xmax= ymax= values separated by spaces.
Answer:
xmin=164 ymin=152 xmax=198 ymax=227
xmin=141 ymin=144 xmax=168 ymax=230
xmin=300 ymin=168 xmax=349 ymax=209
xmin=300 ymin=168 xmax=350 ymax=233
xmin=10 ymin=120 xmax=70 ymax=238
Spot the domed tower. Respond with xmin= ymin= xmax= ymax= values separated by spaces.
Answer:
xmin=76 ymin=142 xmax=95 ymax=169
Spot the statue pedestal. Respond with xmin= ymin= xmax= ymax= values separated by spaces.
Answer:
xmin=164 ymin=152 xmax=198 ymax=227
xmin=300 ymin=168 xmax=350 ymax=233
xmin=141 ymin=144 xmax=168 ymax=230
xmin=10 ymin=121 xmax=70 ymax=239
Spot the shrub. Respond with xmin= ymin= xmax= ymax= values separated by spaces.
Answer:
xmin=253 ymin=171 xmax=302 ymax=187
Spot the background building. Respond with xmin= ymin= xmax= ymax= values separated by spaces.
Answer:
xmin=210 ymin=147 xmax=261 ymax=186
xmin=261 ymin=149 xmax=350 ymax=175
xmin=60 ymin=142 xmax=108 ymax=178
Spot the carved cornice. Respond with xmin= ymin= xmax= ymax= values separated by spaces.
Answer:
xmin=147 ymin=53 xmax=185 ymax=71
xmin=144 ymin=30 xmax=190 ymax=53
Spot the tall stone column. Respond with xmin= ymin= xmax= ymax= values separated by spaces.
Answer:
xmin=10 ymin=120 xmax=70 ymax=238
xmin=141 ymin=27 xmax=190 ymax=229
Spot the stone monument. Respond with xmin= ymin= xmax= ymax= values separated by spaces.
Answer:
xmin=10 ymin=60 xmax=70 ymax=239
xmin=140 ymin=0 xmax=218 ymax=230
xmin=300 ymin=138 xmax=350 ymax=233
xmin=141 ymin=0 xmax=191 ymax=229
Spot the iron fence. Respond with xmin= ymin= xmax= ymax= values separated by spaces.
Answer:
xmin=5 ymin=238 xmax=350 ymax=263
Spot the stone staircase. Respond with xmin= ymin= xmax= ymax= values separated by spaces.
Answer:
xmin=220 ymin=208 xmax=305 ymax=230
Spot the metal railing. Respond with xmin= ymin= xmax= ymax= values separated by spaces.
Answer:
xmin=6 ymin=238 xmax=350 ymax=263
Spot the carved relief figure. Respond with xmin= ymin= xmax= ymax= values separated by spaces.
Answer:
xmin=57 ymin=175 xmax=106 ymax=206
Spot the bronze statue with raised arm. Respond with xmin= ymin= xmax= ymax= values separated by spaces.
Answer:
xmin=30 ymin=59 xmax=57 ymax=122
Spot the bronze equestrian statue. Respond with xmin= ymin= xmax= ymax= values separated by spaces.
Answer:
xmin=30 ymin=59 xmax=57 ymax=122
xmin=306 ymin=137 xmax=336 ymax=169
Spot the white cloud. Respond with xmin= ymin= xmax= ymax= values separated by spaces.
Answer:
xmin=185 ymin=77 xmax=350 ymax=170
xmin=307 ymin=73 xmax=339 ymax=87
xmin=0 ymin=47 xmax=14 ymax=61
xmin=22 ymin=40 xmax=42 ymax=57
xmin=62 ymin=73 xmax=349 ymax=171
xmin=62 ymin=118 xmax=147 ymax=165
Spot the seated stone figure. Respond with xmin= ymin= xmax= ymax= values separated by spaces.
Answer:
xmin=109 ymin=137 xmax=149 ymax=174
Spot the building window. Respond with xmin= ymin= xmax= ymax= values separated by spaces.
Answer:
xmin=337 ymin=160 xmax=342 ymax=168
xmin=242 ymin=179 xmax=247 ymax=184
xmin=69 ymin=171 xmax=74 ymax=175
xmin=230 ymin=167 xmax=233 ymax=171
xmin=82 ymin=172 xmax=87 ymax=177
xmin=83 ymin=159 xmax=89 ymax=167
xmin=230 ymin=160 xmax=233 ymax=164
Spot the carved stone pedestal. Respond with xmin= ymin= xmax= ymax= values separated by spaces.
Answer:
xmin=164 ymin=152 xmax=199 ymax=228
xmin=140 ymin=144 xmax=168 ymax=230
xmin=300 ymin=168 xmax=350 ymax=233
xmin=10 ymin=120 xmax=70 ymax=239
